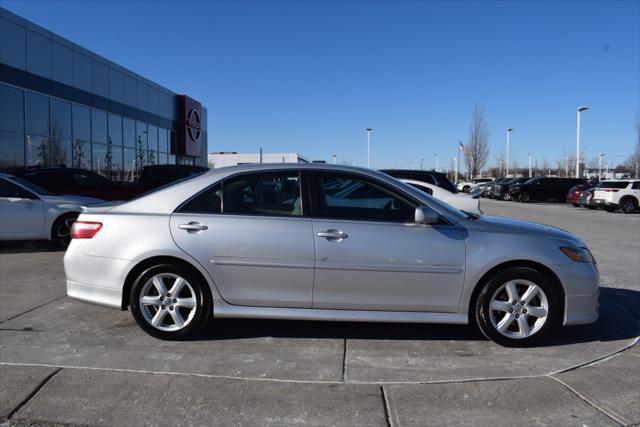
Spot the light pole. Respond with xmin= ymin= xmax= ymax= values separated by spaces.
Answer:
xmin=598 ymin=153 xmax=605 ymax=181
xmin=365 ymin=128 xmax=372 ymax=168
xmin=421 ymin=158 xmax=425 ymax=170
xmin=528 ymin=153 xmax=533 ymax=177
xmin=506 ymin=128 xmax=514 ymax=177
xmin=576 ymin=107 xmax=589 ymax=178
xmin=453 ymin=157 xmax=458 ymax=184
xmin=435 ymin=154 xmax=439 ymax=172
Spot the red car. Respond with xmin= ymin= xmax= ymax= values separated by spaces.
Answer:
xmin=566 ymin=184 xmax=589 ymax=206
xmin=8 ymin=168 xmax=144 ymax=201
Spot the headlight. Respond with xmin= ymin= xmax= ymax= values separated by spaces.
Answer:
xmin=559 ymin=246 xmax=595 ymax=263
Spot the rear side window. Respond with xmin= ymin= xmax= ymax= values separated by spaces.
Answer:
xmin=599 ymin=181 xmax=629 ymax=189
xmin=180 ymin=183 xmax=222 ymax=214
xmin=632 ymin=181 xmax=640 ymax=190
xmin=223 ymin=172 xmax=302 ymax=217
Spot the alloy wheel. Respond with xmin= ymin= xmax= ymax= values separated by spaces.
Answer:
xmin=139 ymin=273 xmax=197 ymax=332
xmin=488 ymin=279 xmax=549 ymax=339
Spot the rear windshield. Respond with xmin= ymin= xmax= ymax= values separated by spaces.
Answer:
xmin=598 ymin=181 xmax=629 ymax=189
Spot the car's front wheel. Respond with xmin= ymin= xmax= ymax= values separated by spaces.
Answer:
xmin=474 ymin=267 xmax=561 ymax=347
xmin=130 ymin=264 xmax=211 ymax=340
xmin=519 ymin=192 xmax=531 ymax=203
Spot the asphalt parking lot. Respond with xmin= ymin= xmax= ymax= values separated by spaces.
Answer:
xmin=1 ymin=200 xmax=639 ymax=426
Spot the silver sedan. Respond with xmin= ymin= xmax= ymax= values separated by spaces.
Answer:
xmin=64 ymin=164 xmax=599 ymax=346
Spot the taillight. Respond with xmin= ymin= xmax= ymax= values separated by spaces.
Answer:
xmin=71 ymin=221 xmax=102 ymax=239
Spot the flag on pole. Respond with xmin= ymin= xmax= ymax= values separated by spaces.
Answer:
xmin=459 ymin=141 xmax=466 ymax=154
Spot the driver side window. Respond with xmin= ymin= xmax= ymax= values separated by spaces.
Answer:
xmin=314 ymin=173 xmax=416 ymax=222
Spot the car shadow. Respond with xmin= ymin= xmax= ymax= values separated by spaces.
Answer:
xmin=188 ymin=287 xmax=640 ymax=347
xmin=0 ymin=240 xmax=62 ymax=254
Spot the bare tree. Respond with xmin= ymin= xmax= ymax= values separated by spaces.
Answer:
xmin=464 ymin=106 xmax=490 ymax=178
xmin=493 ymin=151 xmax=506 ymax=177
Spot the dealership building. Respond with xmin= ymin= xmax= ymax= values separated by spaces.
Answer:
xmin=0 ymin=7 xmax=208 ymax=182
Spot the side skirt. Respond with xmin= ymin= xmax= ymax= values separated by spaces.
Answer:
xmin=213 ymin=300 xmax=468 ymax=324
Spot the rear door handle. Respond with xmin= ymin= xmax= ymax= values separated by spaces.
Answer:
xmin=317 ymin=229 xmax=348 ymax=240
xmin=179 ymin=222 xmax=208 ymax=232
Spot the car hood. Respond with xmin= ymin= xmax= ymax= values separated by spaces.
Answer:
xmin=40 ymin=194 xmax=103 ymax=205
xmin=473 ymin=215 xmax=583 ymax=244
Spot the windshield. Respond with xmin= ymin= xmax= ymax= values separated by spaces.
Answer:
xmin=11 ymin=176 xmax=53 ymax=196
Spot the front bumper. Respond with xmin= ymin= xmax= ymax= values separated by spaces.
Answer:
xmin=557 ymin=261 xmax=600 ymax=326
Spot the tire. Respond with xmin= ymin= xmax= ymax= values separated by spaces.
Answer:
xmin=502 ymin=193 xmax=510 ymax=201
xmin=474 ymin=267 xmax=561 ymax=347
xmin=463 ymin=186 xmax=470 ymax=192
xmin=51 ymin=213 xmax=78 ymax=249
xmin=130 ymin=264 xmax=212 ymax=340
xmin=519 ymin=192 xmax=531 ymax=203
xmin=620 ymin=197 xmax=638 ymax=214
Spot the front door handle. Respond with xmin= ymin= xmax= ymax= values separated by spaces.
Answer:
xmin=317 ymin=229 xmax=348 ymax=240
xmin=179 ymin=222 xmax=208 ymax=232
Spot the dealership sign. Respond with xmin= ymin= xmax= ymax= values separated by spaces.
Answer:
xmin=177 ymin=95 xmax=203 ymax=157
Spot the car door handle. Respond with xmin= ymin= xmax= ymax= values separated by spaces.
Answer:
xmin=179 ymin=222 xmax=208 ymax=232
xmin=317 ymin=230 xmax=348 ymax=240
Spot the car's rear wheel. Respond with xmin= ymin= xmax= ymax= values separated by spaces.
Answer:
xmin=620 ymin=197 xmax=638 ymax=214
xmin=130 ymin=264 xmax=211 ymax=340
xmin=474 ymin=267 xmax=561 ymax=347
xmin=519 ymin=192 xmax=531 ymax=203
xmin=51 ymin=213 xmax=78 ymax=249
xmin=463 ymin=186 xmax=470 ymax=192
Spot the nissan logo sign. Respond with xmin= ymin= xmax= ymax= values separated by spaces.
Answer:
xmin=186 ymin=108 xmax=201 ymax=142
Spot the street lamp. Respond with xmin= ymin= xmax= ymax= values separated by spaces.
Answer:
xmin=365 ymin=128 xmax=372 ymax=168
xmin=506 ymin=128 xmax=514 ymax=177
xmin=576 ymin=107 xmax=589 ymax=178
xmin=421 ymin=158 xmax=425 ymax=170
xmin=453 ymin=157 xmax=458 ymax=183
xmin=528 ymin=153 xmax=533 ymax=177
xmin=598 ymin=153 xmax=605 ymax=180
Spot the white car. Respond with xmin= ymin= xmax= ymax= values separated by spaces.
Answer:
xmin=402 ymin=179 xmax=481 ymax=214
xmin=457 ymin=178 xmax=493 ymax=193
xmin=593 ymin=179 xmax=640 ymax=213
xmin=0 ymin=173 xmax=102 ymax=247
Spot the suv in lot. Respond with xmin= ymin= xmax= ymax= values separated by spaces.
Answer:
xmin=508 ymin=177 xmax=587 ymax=203
xmin=492 ymin=177 xmax=531 ymax=200
xmin=593 ymin=180 xmax=640 ymax=213
xmin=379 ymin=169 xmax=458 ymax=193
xmin=8 ymin=168 xmax=144 ymax=201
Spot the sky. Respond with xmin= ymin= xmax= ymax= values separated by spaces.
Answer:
xmin=2 ymin=0 xmax=639 ymax=171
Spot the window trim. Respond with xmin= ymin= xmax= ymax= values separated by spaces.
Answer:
xmin=175 ymin=168 xmax=309 ymax=218
xmin=308 ymin=170 xmax=421 ymax=224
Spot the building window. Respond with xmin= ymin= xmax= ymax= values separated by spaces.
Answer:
xmin=51 ymin=99 xmax=72 ymax=139
xmin=26 ymin=92 xmax=49 ymax=136
xmin=123 ymin=147 xmax=136 ymax=182
xmin=72 ymin=105 xmax=91 ymax=141
xmin=92 ymin=143 xmax=109 ymax=176
xmin=0 ymin=130 xmax=25 ymax=169
xmin=158 ymin=128 xmax=169 ymax=153
xmin=148 ymin=125 xmax=158 ymax=153
xmin=0 ymin=84 xmax=24 ymax=132
xmin=51 ymin=138 xmax=72 ymax=167
xmin=25 ymin=134 xmax=50 ymax=167
xmin=71 ymin=140 xmax=91 ymax=169
xmin=91 ymin=110 xmax=107 ymax=144
xmin=110 ymin=144 xmax=124 ymax=182
xmin=108 ymin=114 xmax=122 ymax=147
xmin=123 ymin=118 xmax=135 ymax=148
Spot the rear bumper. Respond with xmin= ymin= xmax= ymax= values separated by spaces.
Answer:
xmin=594 ymin=198 xmax=618 ymax=209
xmin=67 ymin=279 xmax=123 ymax=309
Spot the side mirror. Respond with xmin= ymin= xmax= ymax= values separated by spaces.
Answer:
xmin=415 ymin=206 xmax=439 ymax=225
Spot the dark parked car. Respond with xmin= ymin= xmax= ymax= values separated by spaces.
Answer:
xmin=138 ymin=165 xmax=209 ymax=190
xmin=7 ymin=168 xmax=144 ymax=201
xmin=379 ymin=169 xmax=458 ymax=193
xmin=508 ymin=177 xmax=587 ymax=203
xmin=492 ymin=177 xmax=531 ymax=200
xmin=566 ymin=184 xmax=590 ymax=206
xmin=482 ymin=178 xmax=508 ymax=198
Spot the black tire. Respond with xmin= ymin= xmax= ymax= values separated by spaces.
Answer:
xmin=474 ymin=267 xmax=561 ymax=347
xmin=130 ymin=264 xmax=212 ymax=340
xmin=502 ymin=193 xmax=510 ymax=201
xmin=519 ymin=192 xmax=531 ymax=203
xmin=620 ymin=197 xmax=638 ymax=214
xmin=51 ymin=213 xmax=78 ymax=249
xmin=463 ymin=186 xmax=470 ymax=192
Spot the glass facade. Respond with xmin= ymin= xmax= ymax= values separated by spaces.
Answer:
xmin=1 ymin=8 xmax=207 ymax=175
xmin=0 ymin=82 xmax=179 ymax=182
